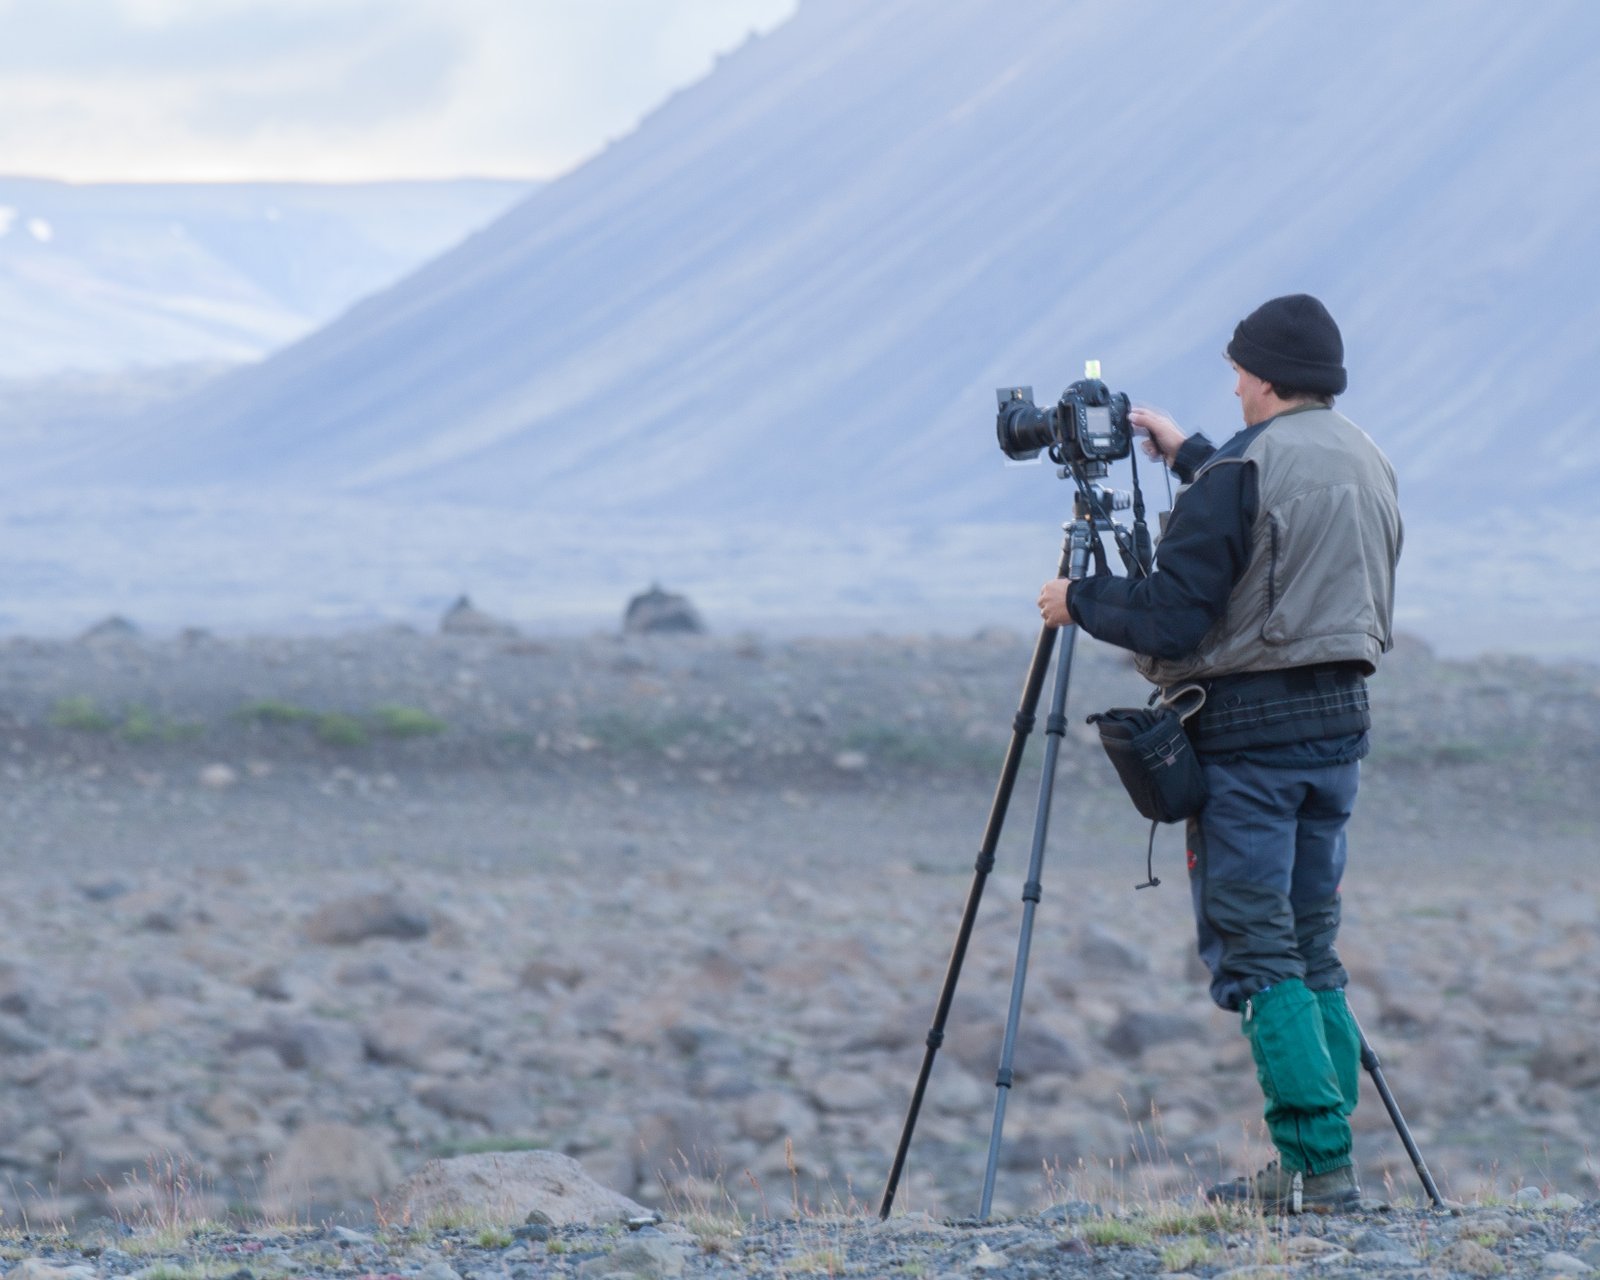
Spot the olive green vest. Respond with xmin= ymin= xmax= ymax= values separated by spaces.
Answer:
xmin=1136 ymin=406 xmax=1402 ymax=686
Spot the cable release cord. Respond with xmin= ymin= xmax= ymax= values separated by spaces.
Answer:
xmin=1069 ymin=448 xmax=1153 ymax=580
xmin=1127 ymin=434 xmax=1155 ymax=578
xmin=1135 ymin=820 xmax=1161 ymax=890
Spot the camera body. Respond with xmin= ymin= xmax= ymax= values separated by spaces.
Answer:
xmin=996 ymin=376 xmax=1132 ymax=468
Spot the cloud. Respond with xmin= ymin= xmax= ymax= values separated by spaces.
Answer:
xmin=0 ymin=0 xmax=798 ymax=181
xmin=0 ymin=0 xmax=416 ymax=76
xmin=186 ymin=18 xmax=467 ymax=138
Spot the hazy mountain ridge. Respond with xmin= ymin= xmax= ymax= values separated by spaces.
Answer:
xmin=4 ymin=1 xmax=1597 ymax=656
xmin=0 ymin=177 xmax=533 ymax=377
xmin=67 ymin=0 xmax=1600 ymax=531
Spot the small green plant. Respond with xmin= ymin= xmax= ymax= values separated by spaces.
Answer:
xmin=1144 ymin=1201 xmax=1260 ymax=1235
xmin=235 ymin=699 xmax=317 ymax=725
xmin=50 ymin=695 xmax=118 ymax=731
xmin=1081 ymin=1217 xmax=1155 ymax=1247
xmin=680 ymin=1210 xmax=744 ymax=1255
xmin=314 ymin=712 xmax=369 ymax=746
xmin=840 ymin=723 xmax=997 ymax=770
xmin=416 ymin=1205 xmax=502 ymax=1233
xmin=118 ymin=706 xmax=203 ymax=743
xmin=1432 ymin=740 xmax=1497 ymax=765
xmin=130 ymin=1263 xmax=234 ymax=1280
xmin=120 ymin=705 xmax=163 ymax=742
xmin=122 ymin=1228 xmax=212 ymax=1257
xmin=372 ymin=704 xmax=448 ymax=737
xmin=788 ymin=1249 xmax=845 ymax=1274
xmin=474 ymin=1226 xmax=514 ymax=1249
xmin=1159 ymin=1236 xmax=1218 ymax=1271
xmin=580 ymin=710 xmax=732 ymax=753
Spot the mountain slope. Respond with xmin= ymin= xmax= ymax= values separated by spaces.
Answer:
xmin=81 ymin=0 xmax=1600 ymax=532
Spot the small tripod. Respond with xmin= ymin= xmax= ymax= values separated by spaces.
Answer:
xmin=877 ymin=466 xmax=1444 ymax=1219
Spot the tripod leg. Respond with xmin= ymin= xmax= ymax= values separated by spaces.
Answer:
xmin=980 ymin=622 xmax=1079 ymax=1218
xmin=877 ymin=620 xmax=1061 ymax=1219
xmin=1354 ymin=1016 xmax=1445 ymax=1207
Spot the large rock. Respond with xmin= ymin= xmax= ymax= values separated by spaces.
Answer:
xmin=439 ymin=594 xmax=517 ymax=636
xmin=262 ymin=1122 xmax=399 ymax=1221
xmin=576 ymin=1237 xmax=687 ymax=1279
xmin=381 ymin=1150 xmax=650 ymax=1227
xmin=5 ymin=1260 xmax=102 ymax=1280
xmin=623 ymin=585 xmax=704 ymax=635
xmin=78 ymin=615 xmax=140 ymax=646
xmin=362 ymin=1008 xmax=480 ymax=1069
xmin=222 ymin=1015 xmax=365 ymax=1071
xmin=1074 ymin=924 xmax=1150 ymax=975
xmin=1530 ymin=1028 xmax=1600 ymax=1089
xmin=1103 ymin=1009 xmax=1208 ymax=1060
xmin=304 ymin=892 xmax=431 ymax=946
xmin=0 ymin=1012 xmax=48 ymax=1055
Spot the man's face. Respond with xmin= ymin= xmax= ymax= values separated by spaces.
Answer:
xmin=1230 ymin=359 xmax=1275 ymax=427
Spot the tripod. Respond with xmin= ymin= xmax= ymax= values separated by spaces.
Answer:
xmin=877 ymin=481 xmax=1114 ymax=1221
xmin=877 ymin=484 xmax=1444 ymax=1219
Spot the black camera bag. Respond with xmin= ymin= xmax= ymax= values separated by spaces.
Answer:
xmin=1086 ymin=685 xmax=1207 ymax=824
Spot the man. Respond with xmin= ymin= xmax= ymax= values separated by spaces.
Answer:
xmin=1037 ymin=294 xmax=1402 ymax=1213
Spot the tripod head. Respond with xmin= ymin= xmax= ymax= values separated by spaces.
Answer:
xmin=1063 ymin=457 xmax=1153 ymax=580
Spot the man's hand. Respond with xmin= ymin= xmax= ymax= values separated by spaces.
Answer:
xmin=1037 ymin=578 xmax=1073 ymax=628
xmin=1129 ymin=406 xmax=1186 ymax=467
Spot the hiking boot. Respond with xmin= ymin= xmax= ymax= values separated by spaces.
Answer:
xmin=1204 ymin=1161 xmax=1360 ymax=1214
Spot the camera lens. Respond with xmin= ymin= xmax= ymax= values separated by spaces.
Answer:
xmin=996 ymin=401 xmax=1056 ymax=460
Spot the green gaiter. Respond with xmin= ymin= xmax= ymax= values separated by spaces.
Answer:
xmin=1313 ymin=986 xmax=1361 ymax=1120
xmin=1242 ymin=978 xmax=1352 ymax=1174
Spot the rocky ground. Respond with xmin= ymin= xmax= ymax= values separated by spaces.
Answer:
xmin=0 ymin=620 xmax=1596 ymax=1242
xmin=7 ymin=1186 xmax=1600 ymax=1279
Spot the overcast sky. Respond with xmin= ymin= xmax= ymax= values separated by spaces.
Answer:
xmin=0 ymin=0 xmax=799 ymax=183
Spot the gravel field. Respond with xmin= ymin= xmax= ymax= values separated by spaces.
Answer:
xmin=0 ymin=622 xmax=1596 ymax=1255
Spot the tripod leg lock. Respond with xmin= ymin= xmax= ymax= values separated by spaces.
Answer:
xmin=1046 ymin=711 xmax=1068 ymax=736
xmin=1013 ymin=711 xmax=1036 ymax=735
xmin=994 ymin=1067 xmax=1014 ymax=1089
xmin=1022 ymin=879 xmax=1042 ymax=904
xmin=925 ymin=1029 xmax=945 ymax=1049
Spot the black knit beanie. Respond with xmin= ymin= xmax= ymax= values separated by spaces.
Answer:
xmin=1226 ymin=294 xmax=1346 ymax=395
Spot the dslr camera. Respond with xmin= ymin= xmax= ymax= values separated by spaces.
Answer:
xmin=995 ymin=373 xmax=1132 ymax=469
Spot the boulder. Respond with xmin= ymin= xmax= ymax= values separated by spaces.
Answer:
xmin=576 ymin=1237 xmax=687 ymax=1279
xmin=415 ymin=1079 xmax=530 ymax=1131
xmin=222 ymin=1015 xmax=365 ymax=1072
xmin=1103 ymin=1009 xmax=1208 ymax=1059
xmin=304 ymin=892 xmax=430 ymax=946
xmin=1530 ymin=1028 xmax=1600 ymax=1089
xmin=362 ymin=1008 xmax=481 ymax=1068
xmin=381 ymin=1150 xmax=650 ymax=1227
xmin=262 ymin=1121 xmax=399 ymax=1221
xmin=439 ymin=594 xmax=517 ymax=636
xmin=78 ymin=615 xmax=140 ymax=645
xmin=1075 ymin=924 xmax=1150 ymax=975
xmin=5 ymin=1260 xmax=101 ymax=1280
xmin=0 ymin=1012 xmax=48 ymax=1055
xmin=623 ymin=585 xmax=704 ymax=635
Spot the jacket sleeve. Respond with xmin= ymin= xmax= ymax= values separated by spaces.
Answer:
xmin=1067 ymin=447 xmax=1257 ymax=660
